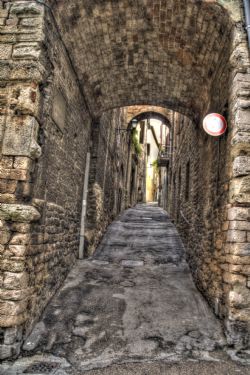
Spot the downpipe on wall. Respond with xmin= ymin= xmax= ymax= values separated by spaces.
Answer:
xmin=79 ymin=152 xmax=91 ymax=259
xmin=243 ymin=0 xmax=250 ymax=48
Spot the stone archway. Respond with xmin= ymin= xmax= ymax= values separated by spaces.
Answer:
xmin=0 ymin=0 xmax=249 ymax=358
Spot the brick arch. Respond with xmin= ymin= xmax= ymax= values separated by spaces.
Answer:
xmin=126 ymin=105 xmax=172 ymax=126
xmin=48 ymin=0 xmax=236 ymax=119
xmin=129 ymin=112 xmax=171 ymax=131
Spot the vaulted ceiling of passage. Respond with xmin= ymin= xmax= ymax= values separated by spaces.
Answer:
xmin=49 ymin=0 xmax=234 ymax=119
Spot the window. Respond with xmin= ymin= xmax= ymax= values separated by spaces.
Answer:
xmin=147 ymin=143 xmax=151 ymax=156
xmin=185 ymin=161 xmax=190 ymax=201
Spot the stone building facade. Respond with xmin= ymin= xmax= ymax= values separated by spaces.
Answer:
xmin=166 ymin=111 xmax=250 ymax=347
xmin=0 ymin=0 xmax=249 ymax=359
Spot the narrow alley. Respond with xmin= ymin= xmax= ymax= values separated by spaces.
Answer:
xmin=0 ymin=205 xmax=248 ymax=374
xmin=0 ymin=1 xmax=250 ymax=373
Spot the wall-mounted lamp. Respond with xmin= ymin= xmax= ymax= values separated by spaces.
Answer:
xmin=131 ymin=119 xmax=138 ymax=130
xmin=116 ymin=119 xmax=138 ymax=133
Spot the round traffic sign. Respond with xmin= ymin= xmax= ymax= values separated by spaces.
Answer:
xmin=203 ymin=113 xmax=227 ymax=136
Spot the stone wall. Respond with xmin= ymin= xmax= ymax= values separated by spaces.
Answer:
xmin=167 ymin=18 xmax=250 ymax=346
xmin=85 ymin=108 xmax=132 ymax=255
xmin=169 ymin=112 xmax=230 ymax=320
xmin=0 ymin=1 xmax=45 ymax=358
xmin=25 ymin=0 xmax=93 ymax=351
xmin=0 ymin=1 xmax=93 ymax=358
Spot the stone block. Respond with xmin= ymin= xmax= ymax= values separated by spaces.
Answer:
xmin=22 ymin=321 xmax=46 ymax=351
xmin=12 ymin=42 xmax=41 ymax=59
xmin=226 ymin=230 xmax=246 ymax=243
xmin=0 ymin=9 xmax=8 ymax=18
xmin=229 ymin=221 xmax=250 ymax=231
xmin=241 ymin=265 xmax=250 ymax=275
xmin=10 ymin=2 xmax=44 ymax=17
xmin=0 ymin=156 xmax=13 ymax=169
xmin=225 ymin=255 xmax=250 ymax=265
xmin=14 ymin=156 xmax=32 ymax=170
xmin=228 ymin=207 xmax=250 ymax=221
xmin=233 ymin=156 xmax=250 ymax=177
xmin=0 ymin=168 xmax=28 ymax=181
xmin=0 ymin=180 xmax=17 ymax=194
xmin=2 ymin=116 xmax=41 ymax=159
xmin=225 ymin=243 xmax=250 ymax=256
xmin=235 ymin=109 xmax=250 ymax=125
xmin=222 ymin=221 xmax=229 ymax=231
xmin=20 ymin=17 xmax=42 ymax=27
xmin=10 ymin=222 xmax=30 ymax=233
xmin=0 ymin=33 xmax=16 ymax=43
xmin=0 ymin=343 xmax=20 ymax=360
xmin=3 ymin=271 xmax=28 ymax=290
xmin=0 ymin=44 xmax=12 ymax=60
xmin=0 ymin=203 xmax=40 ymax=222
xmin=228 ymin=284 xmax=250 ymax=309
xmin=215 ymin=239 xmax=223 ymax=249
xmin=6 ymin=17 xmax=18 ymax=27
xmin=0 ymin=288 xmax=30 ymax=301
xmin=0 ymin=229 xmax=11 ymax=245
xmin=0 ymin=312 xmax=26 ymax=327
xmin=0 ymin=259 xmax=25 ymax=272
xmin=0 ymin=300 xmax=27 ymax=316
xmin=4 ymin=326 xmax=22 ymax=345
xmin=229 ymin=177 xmax=250 ymax=204
xmin=223 ymin=271 xmax=246 ymax=285
xmin=8 ymin=245 xmax=26 ymax=257
xmin=9 ymin=233 xmax=30 ymax=245
xmin=0 ymin=193 xmax=16 ymax=203
xmin=231 ymin=131 xmax=250 ymax=148
xmin=6 ymin=61 xmax=43 ymax=82
xmin=0 ymin=116 xmax=5 ymax=143
xmin=10 ymin=84 xmax=41 ymax=116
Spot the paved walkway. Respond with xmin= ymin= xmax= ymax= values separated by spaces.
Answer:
xmin=1 ymin=205 xmax=249 ymax=374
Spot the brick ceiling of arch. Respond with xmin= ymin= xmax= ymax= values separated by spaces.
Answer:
xmin=49 ymin=0 xmax=236 ymax=119
xmin=126 ymin=105 xmax=172 ymax=126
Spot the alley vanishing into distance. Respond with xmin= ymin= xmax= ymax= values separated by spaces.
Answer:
xmin=0 ymin=205 xmax=248 ymax=374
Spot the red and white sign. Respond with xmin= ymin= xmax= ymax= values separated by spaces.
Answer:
xmin=203 ymin=113 xmax=227 ymax=136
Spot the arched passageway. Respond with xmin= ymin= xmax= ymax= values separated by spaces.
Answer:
xmin=0 ymin=0 xmax=249 ymax=360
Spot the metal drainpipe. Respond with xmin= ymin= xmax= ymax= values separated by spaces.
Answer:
xmin=243 ymin=0 xmax=250 ymax=48
xmin=79 ymin=152 xmax=91 ymax=259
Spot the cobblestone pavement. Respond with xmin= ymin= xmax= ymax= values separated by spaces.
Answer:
xmin=1 ymin=204 xmax=250 ymax=374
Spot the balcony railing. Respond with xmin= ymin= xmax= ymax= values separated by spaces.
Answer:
xmin=157 ymin=145 xmax=171 ymax=167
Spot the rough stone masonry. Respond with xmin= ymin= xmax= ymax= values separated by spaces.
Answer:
xmin=0 ymin=0 xmax=249 ymax=360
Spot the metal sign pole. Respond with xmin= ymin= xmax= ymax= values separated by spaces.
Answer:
xmin=79 ymin=152 xmax=91 ymax=259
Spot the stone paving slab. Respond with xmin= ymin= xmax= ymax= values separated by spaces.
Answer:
xmin=1 ymin=204 xmax=250 ymax=374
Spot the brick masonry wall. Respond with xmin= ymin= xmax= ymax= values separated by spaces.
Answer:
xmin=0 ymin=1 xmax=93 ymax=358
xmin=168 ymin=21 xmax=250 ymax=347
xmin=24 ymin=1 xmax=93 ymax=348
xmin=169 ymin=113 xmax=230 ymax=322
xmin=85 ymin=108 xmax=131 ymax=255
xmin=0 ymin=1 xmax=45 ymax=358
